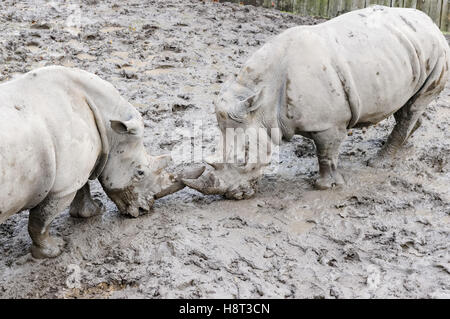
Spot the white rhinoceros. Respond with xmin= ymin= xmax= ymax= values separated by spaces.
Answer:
xmin=183 ymin=6 xmax=449 ymax=198
xmin=0 ymin=66 xmax=203 ymax=258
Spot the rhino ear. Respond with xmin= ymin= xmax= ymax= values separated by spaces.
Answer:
xmin=110 ymin=119 xmax=140 ymax=135
xmin=220 ymin=75 xmax=236 ymax=94
xmin=241 ymin=88 xmax=262 ymax=113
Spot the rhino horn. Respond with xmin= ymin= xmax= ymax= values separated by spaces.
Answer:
xmin=182 ymin=170 xmax=228 ymax=195
xmin=154 ymin=166 xmax=205 ymax=199
xmin=152 ymin=154 xmax=172 ymax=174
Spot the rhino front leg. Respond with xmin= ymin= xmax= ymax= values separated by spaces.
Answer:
xmin=69 ymin=182 xmax=104 ymax=218
xmin=311 ymin=127 xmax=346 ymax=190
xmin=28 ymin=193 xmax=76 ymax=258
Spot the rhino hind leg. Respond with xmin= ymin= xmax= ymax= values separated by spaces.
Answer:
xmin=69 ymin=182 xmax=104 ymax=218
xmin=369 ymin=92 xmax=440 ymax=168
xmin=369 ymin=56 xmax=447 ymax=168
xmin=28 ymin=192 xmax=76 ymax=259
xmin=311 ymin=127 xmax=346 ymax=190
xmin=367 ymin=101 xmax=426 ymax=168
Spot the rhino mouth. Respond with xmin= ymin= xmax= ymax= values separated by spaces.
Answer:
xmin=104 ymin=186 xmax=155 ymax=218
xmin=123 ymin=198 xmax=154 ymax=218
xmin=103 ymin=166 xmax=206 ymax=217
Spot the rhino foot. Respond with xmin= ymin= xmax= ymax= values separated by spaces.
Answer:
xmin=31 ymin=236 xmax=65 ymax=259
xmin=314 ymin=172 xmax=345 ymax=190
xmin=154 ymin=166 xmax=206 ymax=199
xmin=69 ymin=183 xmax=105 ymax=218
xmin=69 ymin=198 xmax=104 ymax=218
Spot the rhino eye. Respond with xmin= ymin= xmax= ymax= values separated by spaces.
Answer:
xmin=134 ymin=170 xmax=145 ymax=180
xmin=137 ymin=170 xmax=145 ymax=176
xmin=133 ymin=169 xmax=145 ymax=182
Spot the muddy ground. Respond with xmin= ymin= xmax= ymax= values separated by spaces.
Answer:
xmin=0 ymin=0 xmax=449 ymax=298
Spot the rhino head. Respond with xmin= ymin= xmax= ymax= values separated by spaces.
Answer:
xmin=183 ymin=80 xmax=274 ymax=199
xmin=95 ymin=111 xmax=203 ymax=217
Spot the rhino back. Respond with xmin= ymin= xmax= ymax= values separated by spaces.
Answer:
xmin=0 ymin=68 xmax=102 ymax=220
xmin=241 ymin=6 xmax=448 ymax=132
xmin=0 ymin=98 xmax=56 ymax=220
xmin=323 ymin=6 xmax=447 ymax=123
xmin=285 ymin=6 xmax=448 ymax=127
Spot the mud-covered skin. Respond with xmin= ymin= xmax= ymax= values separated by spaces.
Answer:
xmin=186 ymin=6 xmax=449 ymax=197
xmin=0 ymin=0 xmax=449 ymax=299
xmin=0 ymin=66 xmax=201 ymax=258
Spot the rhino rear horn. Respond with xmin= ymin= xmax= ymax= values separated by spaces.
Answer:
xmin=153 ymin=154 xmax=172 ymax=174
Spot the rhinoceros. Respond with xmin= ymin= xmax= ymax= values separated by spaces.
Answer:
xmin=0 ymin=66 xmax=203 ymax=258
xmin=183 ymin=6 xmax=449 ymax=198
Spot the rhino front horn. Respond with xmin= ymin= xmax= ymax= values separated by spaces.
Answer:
xmin=154 ymin=166 xmax=206 ymax=199
xmin=182 ymin=170 xmax=227 ymax=195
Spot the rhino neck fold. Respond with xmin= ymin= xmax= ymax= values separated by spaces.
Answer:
xmin=252 ymin=76 xmax=293 ymax=144
xmin=236 ymin=40 xmax=291 ymax=144
xmin=84 ymin=96 xmax=110 ymax=180
xmin=275 ymin=77 xmax=294 ymax=142
xmin=68 ymin=68 xmax=144 ymax=180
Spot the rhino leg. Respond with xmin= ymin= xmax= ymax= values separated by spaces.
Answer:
xmin=368 ymin=103 xmax=425 ymax=168
xmin=369 ymin=56 xmax=446 ymax=168
xmin=69 ymin=182 xmax=104 ymax=218
xmin=311 ymin=127 xmax=346 ymax=190
xmin=28 ymin=193 xmax=76 ymax=259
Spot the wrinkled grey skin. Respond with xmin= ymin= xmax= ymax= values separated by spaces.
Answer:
xmin=0 ymin=66 xmax=203 ymax=258
xmin=184 ymin=6 xmax=449 ymax=198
